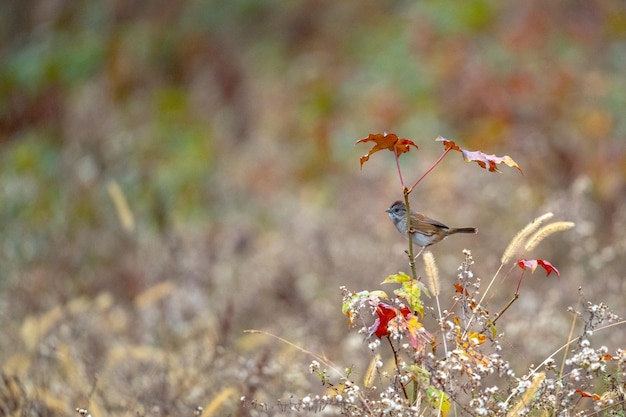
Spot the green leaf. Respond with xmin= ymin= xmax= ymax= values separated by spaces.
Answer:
xmin=426 ymin=387 xmax=451 ymax=417
xmin=381 ymin=271 xmax=412 ymax=284
xmin=393 ymin=280 xmax=428 ymax=317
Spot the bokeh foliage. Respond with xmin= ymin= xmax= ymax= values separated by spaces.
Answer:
xmin=1 ymin=1 xmax=625 ymax=415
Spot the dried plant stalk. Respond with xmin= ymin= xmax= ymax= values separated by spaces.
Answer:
xmin=525 ymin=221 xmax=575 ymax=252
xmin=423 ymin=251 xmax=440 ymax=297
xmin=363 ymin=354 xmax=381 ymax=388
xmin=506 ymin=372 xmax=546 ymax=417
xmin=501 ymin=213 xmax=554 ymax=264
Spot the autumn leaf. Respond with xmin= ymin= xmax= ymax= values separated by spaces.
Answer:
xmin=454 ymin=283 xmax=489 ymax=315
xmin=467 ymin=331 xmax=487 ymax=347
xmin=436 ymin=137 xmax=523 ymax=174
xmin=517 ymin=259 xmax=560 ymax=278
xmin=370 ymin=303 xmax=412 ymax=339
xmin=406 ymin=315 xmax=430 ymax=351
xmin=451 ymin=343 xmax=492 ymax=377
xmin=356 ymin=132 xmax=418 ymax=168
xmin=574 ymin=389 xmax=601 ymax=401
xmin=370 ymin=302 xmax=432 ymax=351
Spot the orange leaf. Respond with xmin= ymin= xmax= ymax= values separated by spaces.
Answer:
xmin=356 ymin=132 xmax=418 ymax=168
xmin=453 ymin=283 xmax=489 ymax=314
xmin=436 ymin=137 xmax=523 ymax=174
xmin=575 ymin=389 xmax=601 ymax=401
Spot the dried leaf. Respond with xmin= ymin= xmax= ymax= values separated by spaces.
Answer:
xmin=575 ymin=389 xmax=601 ymax=401
xmin=467 ymin=331 xmax=487 ymax=346
xmin=437 ymin=137 xmax=523 ymax=173
xmin=356 ymin=132 xmax=418 ymax=168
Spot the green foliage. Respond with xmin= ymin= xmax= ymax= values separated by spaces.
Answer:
xmin=382 ymin=272 xmax=428 ymax=317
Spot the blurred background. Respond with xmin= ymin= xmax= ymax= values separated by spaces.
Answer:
xmin=1 ymin=0 xmax=625 ymax=415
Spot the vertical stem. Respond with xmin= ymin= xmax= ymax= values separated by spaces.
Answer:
xmin=394 ymin=145 xmax=406 ymax=190
xmin=403 ymin=191 xmax=418 ymax=281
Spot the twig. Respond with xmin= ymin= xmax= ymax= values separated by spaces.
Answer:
xmin=408 ymin=147 xmax=452 ymax=193
xmin=386 ymin=335 xmax=410 ymax=400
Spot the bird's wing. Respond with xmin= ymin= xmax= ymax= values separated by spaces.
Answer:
xmin=408 ymin=215 xmax=449 ymax=236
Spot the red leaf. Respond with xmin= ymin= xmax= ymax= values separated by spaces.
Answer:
xmin=370 ymin=303 xmax=411 ymax=338
xmin=537 ymin=259 xmax=560 ymax=277
xmin=517 ymin=259 xmax=560 ymax=278
xmin=356 ymin=132 xmax=418 ymax=168
xmin=517 ymin=259 xmax=538 ymax=273
xmin=437 ymin=137 xmax=523 ymax=174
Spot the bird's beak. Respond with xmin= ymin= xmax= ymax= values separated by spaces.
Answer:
xmin=385 ymin=208 xmax=391 ymax=213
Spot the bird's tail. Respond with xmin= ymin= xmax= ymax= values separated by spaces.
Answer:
xmin=451 ymin=227 xmax=478 ymax=234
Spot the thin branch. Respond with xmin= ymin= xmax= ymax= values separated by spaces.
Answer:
xmin=403 ymin=191 xmax=418 ymax=281
xmin=394 ymin=144 xmax=406 ymax=189
xmin=387 ymin=335 xmax=410 ymax=400
xmin=408 ymin=147 xmax=452 ymax=193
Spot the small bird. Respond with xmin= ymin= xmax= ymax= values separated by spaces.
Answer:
xmin=386 ymin=201 xmax=477 ymax=252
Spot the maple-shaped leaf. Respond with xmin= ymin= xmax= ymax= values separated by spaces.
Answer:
xmin=436 ymin=137 xmax=523 ymax=174
xmin=370 ymin=302 xmax=411 ymax=339
xmin=517 ymin=259 xmax=560 ymax=278
xmin=370 ymin=302 xmax=432 ymax=351
xmin=356 ymin=132 xmax=418 ymax=168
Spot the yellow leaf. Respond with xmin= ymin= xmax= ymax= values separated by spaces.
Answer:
xmin=468 ymin=332 xmax=487 ymax=346
xmin=382 ymin=272 xmax=411 ymax=284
